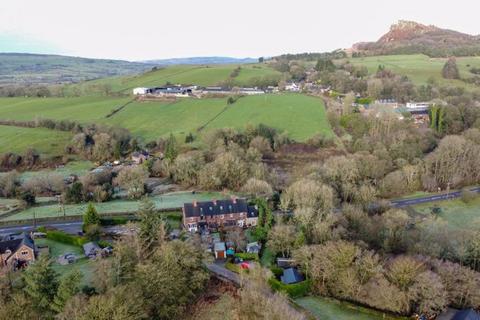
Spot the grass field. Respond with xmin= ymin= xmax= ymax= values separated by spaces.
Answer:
xmin=344 ymin=54 xmax=480 ymax=87
xmin=0 ymin=93 xmax=331 ymax=144
xmin=20 ymin=160 xmax=94 ymax=181
xmin=413 ymin=197 xmax=480 ymax=231
xmin=67 ymin=63 xmax=281 ymax=95
xmin=295 ymin=296 xmax=405 ymax=320
xmin=0 ymin=125 xmax=72 ymax=156
xmin=0 ymin=96 xmax=130 ymax=122
xmin=105 ymin=93 xmax=332 ymax=142
xmin=35 ymin=238 xmax=95 ymax=285
xmin=1 ymin=191 xmax=228 ymax=221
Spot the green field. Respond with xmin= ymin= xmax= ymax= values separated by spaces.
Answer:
xmin=295 ymin=296 xmax=405 ymax=320
xmin=413 ymin=197 xmax=480 ymax=231
xmin=20 ymin=160 xmax=94 ymax=181
xmin=0 ymin=93 xmax=331 ymax=145
xmin=0 ymin=125 xmax=72 ymax=156
xmin=35 ymin=238 xmax=95 ymax=285
xmin=67 ymin=63 xmax=281 ymax=95
xmin=1 ymin=191 xmax=228 ymax=221
xmin=0 ymin=96 xmax=129 ymax=122
xmin=344 ymin=54 xmax=480 ymax=87
xmin=105 ymin=93 xmax=332 ymax=141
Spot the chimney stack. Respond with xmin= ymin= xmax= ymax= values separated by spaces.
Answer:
xmin=231 ymin=195 xmax=237 ymax=204
xmin=213 ymin=199 xmax=217 ymax=205
xmin=193 ymin=200 xmax=197 ymax=207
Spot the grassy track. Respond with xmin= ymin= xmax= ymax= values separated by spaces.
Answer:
xmin=344 ymin=54 xmax=480 ymax=87
xmin=0 ymin=125 xmax=72 ymax=156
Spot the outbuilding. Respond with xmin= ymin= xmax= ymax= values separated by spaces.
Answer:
xmin=214 ymin=242 xmax=226 ymax=259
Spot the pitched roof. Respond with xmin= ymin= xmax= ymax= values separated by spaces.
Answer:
xmin=183 ymin=198 xmax=258 ymax=218
xmin=214 ymin=242 xmax=226 ymax=252
xmin=281 ymin=268 xmax=304 ymax=285
xmin=0 ymin=233 xmax=35 ymax=255
xmin=83 ymin=242 xmax=100 ymax=256
xmin=453 ymin=309 xmax=480 ymax=320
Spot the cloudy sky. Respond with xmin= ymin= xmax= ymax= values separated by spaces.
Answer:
xmin=0 ymin=0 xmax=478 ymax=61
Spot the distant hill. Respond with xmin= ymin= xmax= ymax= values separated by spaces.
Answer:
xmin=352 ymin=20 xmax=480 ymax=57
xmin=0 ymin=53 xmax=158 ymax=86
xmin=142 ymin=56 xmax=257 ymax=65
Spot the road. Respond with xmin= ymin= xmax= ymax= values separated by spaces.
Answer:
xmin=205 ymin=263 xmax=240 ymax=285
xmin=391 ymin=187 xmax=480 ymax=207
xmin=0 ymin=221 xmax=83 ymax=236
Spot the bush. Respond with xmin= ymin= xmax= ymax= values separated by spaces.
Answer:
xmin=267 ymin=277 xmax=311 ymax=298
xmin=100 ymin=217 xmax=129 ymax=226
xmin=98 ymin=240 xmax=113 ymax=248
xmin=46 ymin=230 xmax=88 ymax=247
xmin=225 ymin=262 xmax=241 ymax=274
xmin=270 ymin=266 xmax=284 ymax=278
xmin=234 ymin=252 xmax=259 ymax=261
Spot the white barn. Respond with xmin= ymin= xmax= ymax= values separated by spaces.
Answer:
xmin=133 ymin=87 xmax=149 ymax=95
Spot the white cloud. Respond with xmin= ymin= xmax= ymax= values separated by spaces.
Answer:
xmin=0 ymin=0 xmax=479 ymax=61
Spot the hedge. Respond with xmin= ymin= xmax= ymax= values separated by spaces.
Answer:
xmin=270 ymin=266 xmax=283 ymax=278
xmin=268 ymin=277 xmax=311 ymax=298
xmin=46 ymin=230 xmax=88 ymax=247
xmin=225 ymin=262 xmax=241 ymax=274
xmin=234 ymin=252 xmax=259 ymax=261
xmin=100 ymin=217 xmax=130 ymax=226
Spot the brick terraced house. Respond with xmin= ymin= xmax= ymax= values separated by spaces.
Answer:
xmin=183 ymin=197 xmax=258 ymax=233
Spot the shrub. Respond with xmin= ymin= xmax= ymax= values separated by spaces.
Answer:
xmin=46 ymin=230 xmax=88 ymax=247
xmin=270 ymin=266 xmax=284 ymax=278
xmin=234 ymin=252 xmax=259 ymax=261
xmin=100 ymin=217 xmax=129 ymax=226
xmin=225 ymin=262 xmax=241 ymax=274
xmin=267 ymin=277 xmax=311 ymax=298
xmin=98 ymin=240 xmax=113 ymax=248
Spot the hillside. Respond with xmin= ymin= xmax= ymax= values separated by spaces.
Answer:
xmin=142 ymin=56 xmax=257 ymax=65
xmin=352 ymin=20 xmax=480 ymax=57
xmin=65 ymin=63 xmax=282 ymax=95
xmin=343 ymin=54 xmax=480 ymax=86
xmin=0 ymin=94 xmax=331 ymax=150
xmin=0 ymin=53 xmax=158 ymax=86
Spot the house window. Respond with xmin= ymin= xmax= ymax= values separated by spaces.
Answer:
xmin=220 ymin=206 xmax=223 ymax=210
xmin=21 ymin=251 xmax=29 ymax=255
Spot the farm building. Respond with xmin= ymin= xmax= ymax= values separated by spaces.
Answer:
xmin=133 ymin=87 xmax=149 ymax=95
xmin=182 ymin=197 xmax=258 ymax=233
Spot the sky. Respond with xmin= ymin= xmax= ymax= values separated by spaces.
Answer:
xmin=0 ymin=0 xmax=479 ymax=61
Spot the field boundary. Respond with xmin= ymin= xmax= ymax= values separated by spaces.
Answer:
xmin=105 ymin=98 xmax=136 ymax=118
